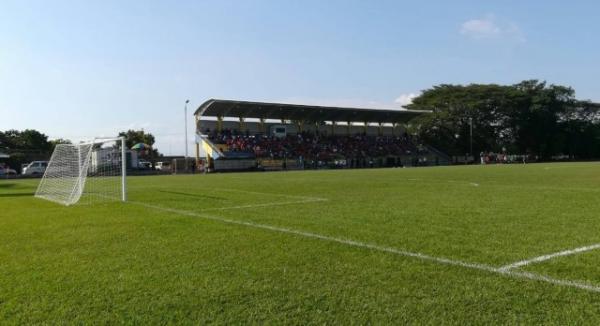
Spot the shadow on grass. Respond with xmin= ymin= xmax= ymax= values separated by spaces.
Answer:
xmin=0 ymin=183 xmax=16 ymax=188
xmin=158 ymin=190 xmax=227 ymax=201
xmin=0 ymin=192 xmax=34 ymax=198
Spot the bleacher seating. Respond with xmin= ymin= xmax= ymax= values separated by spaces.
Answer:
xmin=207 ymin=129 xmax=432 ymax=164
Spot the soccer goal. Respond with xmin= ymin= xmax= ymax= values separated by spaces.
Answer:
xmin=35 ymin=137 xmax=127 ymax=206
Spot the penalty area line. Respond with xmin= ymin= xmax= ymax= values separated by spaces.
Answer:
xmin=197 ymin=198 xmax=328 ymax=212
xmin=499 ymin=243 xmax=600 ymax=271
xmin=405 ymin=178 xmax=479 ymax=187
xmin=213 ymin=188 xmax=327 ymax=201
xmin=129 ymin=200 xmax=600 ymax=294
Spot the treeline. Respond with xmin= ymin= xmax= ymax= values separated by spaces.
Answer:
xmin=0 ymin=130 xmax=69 ymax=170
xmin=0 ymin=129 xmax=160 ymax=171
xmin=0 ymin=129 xmax=64 ymax=152
xmin=406 ymin=80 xmax=600 ymax=159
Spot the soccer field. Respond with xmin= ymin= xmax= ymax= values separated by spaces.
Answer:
xmin=2 ymin=163 xmax=600 ymax=323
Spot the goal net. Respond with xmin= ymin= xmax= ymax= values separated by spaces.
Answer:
xmin=35 ymin=137 xmax=127 ymax=206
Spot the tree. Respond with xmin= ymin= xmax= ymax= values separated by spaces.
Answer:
xmin=406 ymin=83 xmax=519 ymax=156
xmin=0 ymin=129 xmax=51 ymax=151
xmin=118 ymin=129 xmax=156 ymax=149
xmin=0 ymin=131 xmax=6 ymax=151
xmin=406 ymin=80 xmax=600 ymax=159
xmin=118 ymin=129 xmax=160 ymax=159
xmin=0 ymin=129 xmax=53 ymax=171
xmin=558 ymin=100 xmax=600 ymax=159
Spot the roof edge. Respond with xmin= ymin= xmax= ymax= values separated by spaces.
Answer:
xmin=194 ymin=98 xmax=430 ymax=117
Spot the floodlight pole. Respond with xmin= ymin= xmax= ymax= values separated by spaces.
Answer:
xmin=121 ymin=136 xmax=127 ymax=202
xmin=184 ymin=100 xmax=190 ymax=159
xmin=469 ymin=117 xmax=473 ymax=158
xmin=183 ymin=100 xmax=190 ymax=158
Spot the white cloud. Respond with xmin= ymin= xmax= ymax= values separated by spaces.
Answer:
xmin=460 ymin=15 xmax=525 ymax=43
xmin=461 ymin=18 xmax=500 ymax=39
xmin=394 ymin=93 xmax=418 ymax=107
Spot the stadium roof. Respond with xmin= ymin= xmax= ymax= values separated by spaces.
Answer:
xmin=194 ymin=99 xmax=427 ymax=123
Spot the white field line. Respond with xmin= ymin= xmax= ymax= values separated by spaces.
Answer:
xmin=212 ymin=188 xmax=327 ymax=201
xmin=129 ymin=200 xmax=600 ymax=294
xmin=499 ymin=243 xmax=600 ymax=271
xmin=405 ymin=178 xmax=479 ymax=187
xmin=543 ymin=163 xmax=600 ymax=170
xmin=129 ymin=200 xmax=497 ymax=272
xmin=501 ymin=269 xmax=600 ymax=293
xmin=402 ymin=178 xmax=600 ymax=193
xmin=197 ymin=198 xmax=328 ymax=212
xmin=128 ymin=185 xmax=327 ymax=202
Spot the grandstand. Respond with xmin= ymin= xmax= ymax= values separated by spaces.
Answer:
xmin=194 ymin=99 xmax=450 ymax=172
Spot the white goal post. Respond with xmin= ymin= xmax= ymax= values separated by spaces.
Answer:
xmin=35 ymin=137 xmax=127 ymax=206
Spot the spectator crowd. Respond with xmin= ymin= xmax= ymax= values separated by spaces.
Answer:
xmin=207 ymin=129 xmax=429 ymax=161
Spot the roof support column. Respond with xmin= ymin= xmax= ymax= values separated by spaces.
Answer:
xmin=195 ymin=115 xmax=201 ymax=135
xmin=217 ymin=115 xmax=223 ymax=133
xmin=363 ymin=122 xmax=368 ymax=135
xmin=195 ymin=115 xmax=201 ymax=165
xmin=259 ymin=118 xmax=266 ymax=134
xmin=238 ymin=117 xmax=246 ymax=133
xmin=378 ymin=122 xmax=383 ymax=136
xmin=331 ymin=121 xmax=335 ymax=136
xmin=399 ymin=122 xmax=408 ymax=136
xmin=346 ymin=121 xmax=351 ymax=136
xmin=295 ymin=120 xmax=304 ymax=133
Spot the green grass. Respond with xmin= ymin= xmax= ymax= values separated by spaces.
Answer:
xmin=2 ymin=163 xmax=600 ymax=324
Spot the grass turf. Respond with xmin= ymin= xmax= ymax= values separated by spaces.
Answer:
xmin=1 ymin=163 xmax=600 ymax=323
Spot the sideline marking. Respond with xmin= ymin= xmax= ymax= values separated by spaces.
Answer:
xmin=130 ymin=200 xmax=600 ymax=294
xmin=499 ymin=243 xmax=600 ymax=271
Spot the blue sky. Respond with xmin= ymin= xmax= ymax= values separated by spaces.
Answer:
xmin=1 ymin=0 xmax=598 ymax=155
